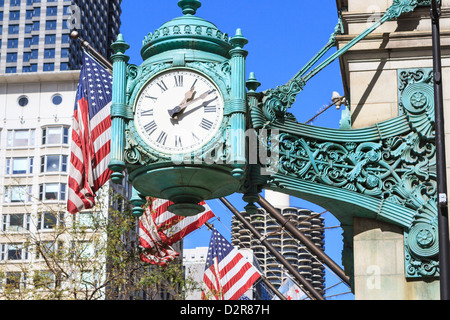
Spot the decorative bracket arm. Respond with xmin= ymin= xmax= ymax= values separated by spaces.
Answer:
xmin=261 ymin=0 xmax=421 ymax=121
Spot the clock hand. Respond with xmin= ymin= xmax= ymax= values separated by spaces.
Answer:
xmin=169 ymin=89 xmax=216 ymax=119
xmin=168 ymin=87 xmax=196 ymax=118
xmin=177 ymin=96 xmax=218 ymax=120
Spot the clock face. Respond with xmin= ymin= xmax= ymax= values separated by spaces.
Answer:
xmin=134 ymin=69 xmax=224 ymax=155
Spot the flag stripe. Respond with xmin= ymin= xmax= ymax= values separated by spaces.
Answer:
xmin=67 ymin=52 xmax=113 ymax=214
xmin=139 ymin=198 xmax=214 ymax=267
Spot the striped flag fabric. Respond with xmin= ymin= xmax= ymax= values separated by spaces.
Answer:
xmin=151 ymin=198 xmax=215 ymax=245
xmin=139 ymin=203 xmax=179 ymax=267
xmin=202 ymin=229 xmax=261 ymax=300
xmin=139 ymin=198 xmax=215 ymax=266
xmin=67 ymin=51 xmax=113 ymax=214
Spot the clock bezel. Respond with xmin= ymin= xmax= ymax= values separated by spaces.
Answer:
xmin=129 ymin=66 xmax=230 ymax=160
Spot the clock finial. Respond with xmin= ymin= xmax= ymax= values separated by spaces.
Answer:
xmin=178 ymin=0 xmax=201 ymax=15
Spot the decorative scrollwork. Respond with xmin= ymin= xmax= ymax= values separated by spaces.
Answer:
xmin=268 ymin=68 xmax=438 ymax=278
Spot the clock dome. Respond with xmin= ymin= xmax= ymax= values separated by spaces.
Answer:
xmin=141 ymin=0 xmax=232 ymax=61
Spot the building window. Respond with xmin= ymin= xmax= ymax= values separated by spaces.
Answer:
xmin=6 ymin=157 xmax=34 ymax=175
xmin=39 ymin=183 xmax=66 ymax=201
xmin=35 ymin=241 xmax=62 ymax=260
xmin=44 ymin=48 xmax=55 ymax=59
xmin=43 ymin=62 xmax=54 ymax=72
xmin=2 ymin=214 xmax=30 ymax=232
xmin=40 ymin=154 xmax=67 ymax=173
xmin=6 ymin=67 xmax=17 ymax=73
xmin=7 ymin=129 xmax=35 ymax=147
xmin=60 ymin=62 xmax=69 ymax=71
xmin=45 ymin=34 xmax=56 ymax=44
xmin=37 ymin=212 xmax=64 ymax=230
xmin=42 ymin=126 xmax=69 ymax=145
xmin=9 ymin=10 xmax=20 ymax=20
xmin=62 ymin=33 xmax=70 ymax=44
xmin=8 ymin=24 xmax=19 ymax=34
xmin=7 ymin=38 xmax=18 ymax=48
xmin=22 ymin=64 xmax=37 ymax=73
xmin=61 ymin=48 xmax=69 ymax=58
xmin=10 ymin=0 xmax=20 ymax=6
xmin=18 ymin=95 xmax=29 ymax=106
xmin=4 ymin=185 xmax=32 ymax=203
xmin=52 ymin=94 xmax=63 ymax=105
xmin=45 ymin=20 xmax=57 ymax=30
xmin=7 ymin=52 xmax=17 ymax=62
xmin=46 ymin=6 xmax=57 ymax=16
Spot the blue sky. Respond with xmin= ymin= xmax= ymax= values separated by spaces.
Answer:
xmin=120 ymin=0 xmax=353 ymax=299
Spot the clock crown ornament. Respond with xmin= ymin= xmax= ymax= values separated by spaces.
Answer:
xmin=141 ymin=0 xmax=232 ymax=60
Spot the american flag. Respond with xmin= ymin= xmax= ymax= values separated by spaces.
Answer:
xmin=139 ymin=198 xmax=215 ymax=266
xmin=67 ymin=51 xmax=113 ymax=214
xmin=202 ymin=229 xmax=261 ymax=300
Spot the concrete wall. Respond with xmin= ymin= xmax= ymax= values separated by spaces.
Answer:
xmin=337 ymin=0 xmax=449 ymax=299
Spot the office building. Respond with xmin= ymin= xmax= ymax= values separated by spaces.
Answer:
xmin=0 ymin=0 xmax=122 ymax=74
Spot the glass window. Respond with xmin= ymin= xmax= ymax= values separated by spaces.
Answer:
xmin=40 ymin=155 xmax=67 ymax=173
xmin=52 ymin=94 xmax=63 ymax=105
xmin=62 ymin=33 xmax=70 ymax=44
xmin=38 ymin=212 xmax=57 ymax=230
xmin=39 ymin=183 xmax=66 ymax=201
xmin=46 ymin=6 xmax=57 ymax=16
xmin=2 ymin=214 xmax=29 ymax=232
xmin=9 ymin=10 xmax=20 ymax=20
xmin=45 ymin=20 xmax=56 ymax=30
xmin=42 ymin=126 xmax=69 ymax=145
xmin=7 ymin=52 xmax=17 ymax=62
xmin=18 ymin=95 xmax=29 ymax=106
xmin=45 ymin=34 xmax=56 ymax=44
xmin=8 ymin=24 xmax=19 ymax=34
xmin=7 ymin=129 xmax=35 ymax=147
xmin=44 ymin=48 xmax=55 ymax=59
xmin=5 ymin=67 xmax=17 ymax=74
xmin=7 ymin=38 xmax=18 ymax=48
xmin=61 ymin=48 xmax=69 ymax=58
xmin=43 ymin=63 xmax=54 ymax=72
xmin=10 ymin=0 xmax=20 ymax=6
xmin=10 ymin=186 xmax=30 ymax=203
xmin=60 ymin=62 xmax=70 ymax=71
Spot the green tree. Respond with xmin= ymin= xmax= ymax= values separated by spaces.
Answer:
xmin=0 ymin=186 xmax=199 ymax=300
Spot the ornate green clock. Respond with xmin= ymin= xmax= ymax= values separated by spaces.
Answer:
xmin=109 ymin=0 xmax=247 ymax=216
xmin=134 ymin=69 xmax=224 ymax=155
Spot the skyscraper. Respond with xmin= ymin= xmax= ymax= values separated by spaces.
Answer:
xmin=0 ymin=0 xmax=123 ymax=297
xmin=0 ymin=0 xmax=121 ymax=74
xmin=231 ymin=191 xmax=326 ymax=294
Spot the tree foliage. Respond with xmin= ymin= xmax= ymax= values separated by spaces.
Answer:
xmin=0 ymin=187 xmax=199 ymax=300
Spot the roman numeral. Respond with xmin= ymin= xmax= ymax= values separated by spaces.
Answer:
xmin=141 ymin=109 xmax=154 ymax=116
xmin=199 ymin=118 xmax=213 ymax=131
xmin=157 ymin=80 xmax=168 ymax=93
xmin=175 ymin=135 xmax=182 ymax=148
xmin=174 ymin=75 xmax=183 ymax=87
xmin=144 ymin=121 xmax=157 ymax=135
xmin=192 ymin=132 xmax=199 ymax=142
xmin=204 ymin=105 xmax=216 ymax=113
xmin=145 ymin=95 xmax=157 ymax=102
xmin=156 ymin=131 xmax=168 ymax=145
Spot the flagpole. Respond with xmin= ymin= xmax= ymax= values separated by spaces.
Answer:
xmin=431 ymin=0 xmax=450 ymax=300
xmin=257 ymin=195 xmax=351 ymax=287
xmin=205 ymin=222 xmax=287 ymax=300
xmin=70 ymin=30 xmax=113 ymax=71
xmin=220 ymin=197 xmax=325 ymax=300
